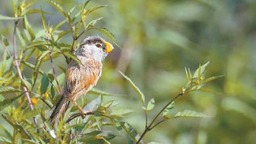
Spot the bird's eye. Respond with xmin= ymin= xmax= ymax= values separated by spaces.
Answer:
xmin=96 ymin=43 xmax=102 ymax=48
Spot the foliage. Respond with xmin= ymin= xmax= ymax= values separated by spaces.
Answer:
xmin=1 ymin=0 xmax=254 ymax=144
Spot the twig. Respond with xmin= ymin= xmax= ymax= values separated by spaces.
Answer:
xmin=66 ymin=112 xmax=95 ymax=123
xmin=49 ymin=47 xmax=62 ymax=94
xmin=136 ymin=92 xmax=184 ymax=144
xmin=12 ymin=20 xmax=39 ymax=128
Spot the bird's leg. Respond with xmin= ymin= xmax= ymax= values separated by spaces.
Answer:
xmin=71 ymin=99 xmax=86 ymax=119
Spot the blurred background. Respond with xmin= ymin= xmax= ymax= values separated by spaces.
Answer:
xmin=1 ymin=0 xmax=256 ymax=143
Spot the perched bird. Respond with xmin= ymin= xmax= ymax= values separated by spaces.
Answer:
xmin=50 ymin=36 xmax=114 ymax=127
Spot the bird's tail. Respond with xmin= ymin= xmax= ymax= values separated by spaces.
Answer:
xmin=50 ymin=96 xmax=70 ymax=127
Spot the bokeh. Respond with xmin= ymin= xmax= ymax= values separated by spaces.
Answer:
xmin=0 ymin=0 xmax=256 ymax=143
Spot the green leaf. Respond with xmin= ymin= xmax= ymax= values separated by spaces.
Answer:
xmin=204 ymin=75 xmax=223 ymax=83
xmin=162 ymin=101 xmax=175 ymax=119
xmin=40 ymin=8 xmax=47 ymax=30
xmin=53 ymin=18 xmax=68 ymax=32
xmin=23 ymin=9 xmax=46 ymax=15
xmin=86 ymin=17 xmax=103 ymax=29
xmin=120 ymin=122 xmax=140 ymax=142
xmin=23 ymin=16 xmax=35 ymax=40
xmin=0 ymin=56 xmax=13 ymax=75
xmin=16 ymin=28 xmax=26 ymax=47
xmin=96 ymin=28 xmax=119 ymax=47
xmin=193 ymin=61 xmax=210 ymax=78
xmin=63 ymin=51 xmax=81 ymax=65
xmin=174 ymin=110 xmax=210 ymax=118
xmin=0 ymin=94 xmax=23 ymax=111
xmin=0 ymin=86 xmax=21 ymax=94
xmin=143 ymin=98 xmax=155 ymax=111
xmin=23 ymin=28 xmax=32 ymax=41
xmin=119 ymin=71 xmax=145 ymax=104
xmin=86 ymin=5 xmax=106 ymax=15
xmin=48 ymin=1 xmax=67 ymax=17
xmin=88 ymin=88 xmax=113 ymax=96
xmin=110 ymin=108 xmax=133 ymax=117
xmin=57 ymin=30 xmax=71 ymax=40
xmin=26 ymin=40 xmax=48 ymax=50
xmin=1 ymin=35 xmax=9 ymax=46
xmin=50 ymin=84 xmax=55 ymax=97
xmin=0 ymin=14 xmax=22 ymax=20
xmin=40 ymin=73 xmax=49 ymax=94
xmin=0 ymin=136 xmax=12 ymax=143
xmin=185 ymin=67 xmax=192 ymax=80
xmin=0 ymin=126 xmax=12 ymax=142
xmin=83 ymin=0 xmax=91 ymax=9
xmin=22 ymin=61 xmax=43 ymax=75
xmin=21 ymin=79 xmax=32 ymax=90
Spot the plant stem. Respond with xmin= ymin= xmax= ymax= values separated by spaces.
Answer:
xmin=12 ymin=20 xmax=38 ymax=128
xmin=49 ymin=47 xmax=62 ymax=94
xmin=136 ymin=92 xmax=184 ymax=144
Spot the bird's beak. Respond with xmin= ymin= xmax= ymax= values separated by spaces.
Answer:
xmin=104 ymin=41 xmax=114 ymax=53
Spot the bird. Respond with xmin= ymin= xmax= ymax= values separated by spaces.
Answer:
xmin=49 ymin=36 xmax=114 ymax=127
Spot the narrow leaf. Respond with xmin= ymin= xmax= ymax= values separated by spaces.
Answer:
xmin=0 ymin=94 xmax=23 ymax=111
xmin=16 ymin=28 xmax=26 ymax=47
xmin=22 ymin=61 xmax=43 ymax=74
xmin=86 ymin=5 xmax=106 ymax=15
xmin=0 ymin=14 xmax=22 ymax=20
xmin=53 ymin=18 xmax=67 ymax=32
xmin=0 ymin=136 xmax=12 ymax=143
xmin=96 ymin=28 xmax=119 ymax=47
xmin=21 ymin=79 xmax=32 ymax=90
xmin=23 ymin=16 xmax=35 ymax=40
xmin=63 ymin=51 xmax=81 ymax=65
xmin=204 ymin=75 xmax=223 ymax=83
xmin=193 ymin=61 xmax=210 ymax=78
xmin=40 ymin=73 xmax=49 ymax=94
xmin=0 ymin=86 xmax=21 ymax=94
xmin=146 ymin=98 xmax=155 ymax=111
xmin=163 ymin=101 xmax=175 ymax=119
xmin=1 ymin=35 xmax=9 ymax=46
xmin=86 ymin=17 xmax=103 ymax=29
xmin=83 ymin=0 xmax=91 ymax=9
xmin=89 ymin=88 xmax=113 ymax=96
xmin=40 ymin=8 xmax=47 ymax=30
xmin=174 ymin=110 xmax=210 ymax=118
xmin=50 ymin=84 xmax=55 ymax=97
xmin=48 ymin=1 xmax=67 ymax=17
xmin=57 ymin=30 xmax=71 ymax=40
xmin=120 ymin=122 xmax=140 ymax=142
xmin=119 ymin=71 xmax=145 ymax=104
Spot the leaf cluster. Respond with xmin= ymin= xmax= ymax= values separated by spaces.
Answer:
xmin=0 ymin=0 xmax=218 ymax=143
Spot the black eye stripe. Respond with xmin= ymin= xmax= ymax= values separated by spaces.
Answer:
xmin=96 ymin=43 xmax=102 ymax=48
xmin=83 ymin=36 xmax=106 ymax=49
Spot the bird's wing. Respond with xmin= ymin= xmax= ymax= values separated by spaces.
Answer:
xmin=64 ymin=60 xmax=102 ymax=99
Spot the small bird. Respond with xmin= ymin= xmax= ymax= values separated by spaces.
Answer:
xmin=50 ymin=36 xmax=114 ymax=127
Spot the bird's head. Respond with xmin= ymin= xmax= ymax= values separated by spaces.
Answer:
xmin=76 ymin=36 xmax=114 ymax=61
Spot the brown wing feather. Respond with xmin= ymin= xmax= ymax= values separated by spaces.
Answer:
xmin=64 ymin=58 xmax=102 ymax=101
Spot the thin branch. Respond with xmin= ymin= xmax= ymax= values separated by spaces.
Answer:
xmin=136 ymin=92 xmax=184 ymax=144
xmin=41 ymin=98 xmax=53 ymax=109
xmin=149 ymin=119 xmax=165 ymax=130
xmin=144 ymin=110 xmax=148 ymax=129
xmin=66 ymin=111 xmax=95 ymax=123
xmin=49 ymin=47 xmax=62 ymax=94
xmin=12 ymin=20 xmax=39 ymax=127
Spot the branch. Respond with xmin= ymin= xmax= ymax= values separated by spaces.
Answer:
xmin=12 ymin=20 xmax=39 ymax=128
xmin=49 ymin=47 xmax=62 ymax=94
xmin=136 ymin=92 xmax=184 ymax=144
xmin=66 ymin=111 xmax=95 ymax=123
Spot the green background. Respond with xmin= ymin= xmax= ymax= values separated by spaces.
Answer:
xmin=0 ymin=0 xmax=256 ymax=143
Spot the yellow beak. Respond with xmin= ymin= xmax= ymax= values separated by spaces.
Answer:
xmin=104 ymin=41 xmax=114 ymax=53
